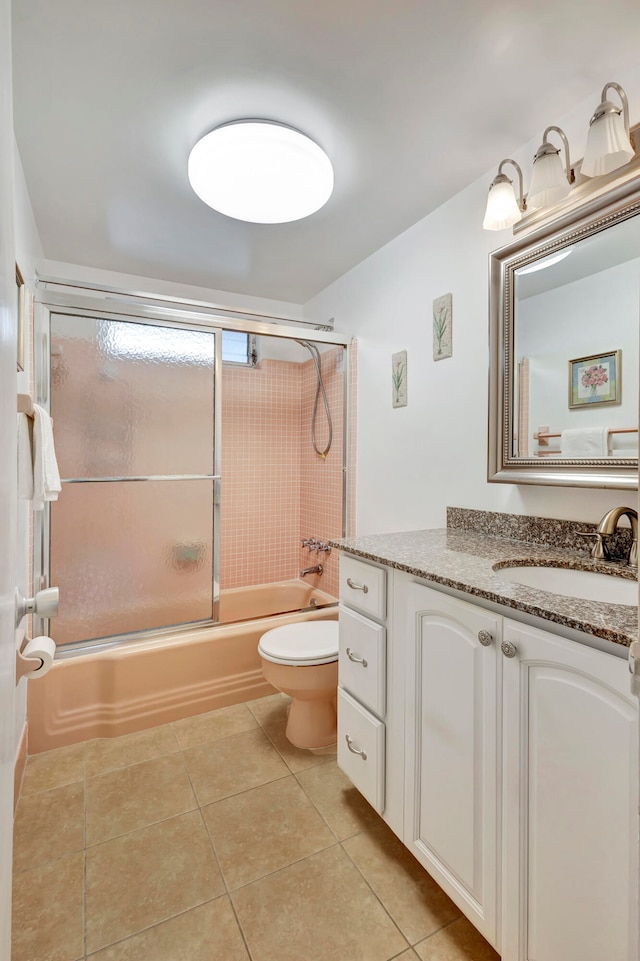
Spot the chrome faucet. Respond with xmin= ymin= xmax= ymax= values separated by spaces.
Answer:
xmin=592 ymin=506 xmax=638 ymax=569
xmin=300 ymin=564 xmax=323 ymax=578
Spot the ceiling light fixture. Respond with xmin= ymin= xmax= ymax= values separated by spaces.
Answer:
xmin=528 ymin=126 xmax=574 ymax=209
xmin=581 ymin=82 xmax=634 ymax=178
xmin=482 ymin=159 xmax=526 ymax=231
xmin=188 ymin=120 xmax=334 ymax=224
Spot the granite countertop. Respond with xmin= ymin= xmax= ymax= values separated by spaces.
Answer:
xmin=329 ymin=529 xmax=638 ymax=648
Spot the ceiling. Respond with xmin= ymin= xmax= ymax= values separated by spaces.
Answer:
xmin=11 ymin=0 xmax=640 ymax=304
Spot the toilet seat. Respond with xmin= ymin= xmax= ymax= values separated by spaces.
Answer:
xmin=258 ymin=621 xmax=338 ymax=667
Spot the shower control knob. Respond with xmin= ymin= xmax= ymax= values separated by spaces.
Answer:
xmin=15 ymin=586 xmax=59 ymax=627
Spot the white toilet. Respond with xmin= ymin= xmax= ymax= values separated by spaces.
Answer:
xmin=258 ymin=621 xmax=339 ymax=752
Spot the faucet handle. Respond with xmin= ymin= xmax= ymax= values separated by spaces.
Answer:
xmin=577 ymin=531 xmax=610 ymax=560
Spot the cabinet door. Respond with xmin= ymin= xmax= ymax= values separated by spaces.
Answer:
xmin=502 ymin=619 xmax=639 ymax=961
xmin=404 ymin=582 xmax=500 ymax=948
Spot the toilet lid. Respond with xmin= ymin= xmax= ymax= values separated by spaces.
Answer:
xmin=258 ymin=621 xmax=339 ymax=666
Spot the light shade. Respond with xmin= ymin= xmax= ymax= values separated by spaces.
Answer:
xmin=529 ymin=150 xmax=571 ymax=208
xmin=188 ymin=121 xmax=334 ymax=223
xmin=483 ymin=176 xmax=521 ymax=230
xmin=582 ymin=83 xmax=634 ymax=178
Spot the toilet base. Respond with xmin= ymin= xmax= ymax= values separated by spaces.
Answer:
xmin=259 ymin=657 xmax=338 ymax=751
xmin=285 ymin=694 xmax=337 ymax=752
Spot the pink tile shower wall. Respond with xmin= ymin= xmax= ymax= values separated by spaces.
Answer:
xmin=298 ymin=346 xmax=346 ymax=598
xmin=221 ymin=360 xmax=302 ymax=589
xmin=222 ymin=346 xmax=352 ymax=598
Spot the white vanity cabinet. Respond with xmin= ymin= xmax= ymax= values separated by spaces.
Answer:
xmin=336 ymin=552 xmax=639 ymax=961
xmin=337 ymin=555 xmax=389 ymax=818
xmin=501 ymin=618 xmax=639 ymax=961
xmin=403 ymin=581 xmax=501 ymax=946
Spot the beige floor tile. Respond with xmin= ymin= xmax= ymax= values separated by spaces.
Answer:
xmin=262 ymin=716 xmax=336 ymax=773
xmin=232 ymin=844 xmax=408 ymax=961
xmin=296 ymin=760 xmax=382 ymax=839
xmin=86 ymin=810 xmax=224 ymax=953
xmin=246 ymin=692 xmax=291 ymax=728
xmin=343 ymin=823 xmax=461 ymax=944
xmin=13 ymin=781 xmax=84 ymax=874
xmin=21 ymin=742 xmax=85 ymax=796
xmin=88 ymin=897 xmax=250 ymax=961
xmin=85 ymin=723 xmax=179 ymax=777
xmin=86 ymin=752 xmax=197 ymax=845
xmin=183 ymin=728 xmax=289 ymax=805
xmin=203 ymin=775 xmax=335 ymax=889
xmin=12 ymin=851 xmax=84 ymax=961
xmin=393 ymin=952 xmax=421 ymax=960
xmin=173 ymin=703 xmax=259 ymax=749
xmin=414 ymin=918 xmax=500 ymax=961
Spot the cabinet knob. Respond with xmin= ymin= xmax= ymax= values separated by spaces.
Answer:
xmin=501 ymin=640 xmax=517 ymax=658
xmin=345 ymin=734 xmax=367 ymax=760
xmin=477 ymin=630 xmax=493 ymax=647
xmin=346 ymin=648 xmax=368 ymax=668
xmin=346 ymin=577 xmax=368 ymax=594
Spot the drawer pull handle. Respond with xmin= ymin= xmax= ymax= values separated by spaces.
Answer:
xmin=346 ymin=648 xmax=368 ymax=667
xmin=501 ymin=640 xmax=517 ymax=658
xmin=346 ymin=578 xmax=369 ymax=594
xmin=345 ymin=734 xmax=367 ymax=760
xmin=477 ymin=630 xmax=493 ymax=647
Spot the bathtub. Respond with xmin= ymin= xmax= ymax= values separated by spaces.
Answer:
xmin=27 ymin=579 xmax=337 ymax=754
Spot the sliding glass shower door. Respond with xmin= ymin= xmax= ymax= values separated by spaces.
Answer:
xmin=48 ymin=313 xmax=218 ymax=647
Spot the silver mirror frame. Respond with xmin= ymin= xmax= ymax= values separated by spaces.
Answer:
xmin=488 ymin=168 xmax=640 ymax=490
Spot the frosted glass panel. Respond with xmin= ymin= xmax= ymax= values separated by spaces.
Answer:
xmin=51 ymin=315 xmax=215 ymax=478
xmin=50 ymin=480 xmax=214 ymax=645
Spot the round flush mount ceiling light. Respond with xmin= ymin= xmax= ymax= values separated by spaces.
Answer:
xmin=188 ymin=121 xmax=334 ymax=224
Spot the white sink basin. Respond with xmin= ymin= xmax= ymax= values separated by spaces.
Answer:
xmin=495 ymin=564 xmax=638 ymax=606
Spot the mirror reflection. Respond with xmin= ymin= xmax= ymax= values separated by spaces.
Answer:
xmin=513 ymin=215 xmax=639 ymax=460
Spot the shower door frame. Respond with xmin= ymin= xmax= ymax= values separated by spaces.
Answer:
xmin=33 ymin=281 xmax=351 ymax=654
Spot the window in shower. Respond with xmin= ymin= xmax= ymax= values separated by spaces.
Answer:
xmin=48 ymin=314 xmax=218 ymax=647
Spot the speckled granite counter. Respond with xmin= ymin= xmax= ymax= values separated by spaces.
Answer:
xmin=330 ymin=528 xmax=638 ymax=648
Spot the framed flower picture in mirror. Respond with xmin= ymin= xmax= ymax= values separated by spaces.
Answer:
xmin=568 ymin=350 xmax=621 ymax=409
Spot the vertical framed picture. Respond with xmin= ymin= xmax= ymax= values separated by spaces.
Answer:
xmin=433 ymin=292 xmax=452 ymax=360
xmin=16 ymin=263 xmax=25 ymax=372
xmin=568 ymin=350 xmax=621 ymax=409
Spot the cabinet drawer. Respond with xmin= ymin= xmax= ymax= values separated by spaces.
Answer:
xmin=337 ymin=688 xmax=385 ymax=813
xmin=338 ymin=606 xmax=386 ymax=717
xmin=339 ymin=554 xmax=386 ymax=621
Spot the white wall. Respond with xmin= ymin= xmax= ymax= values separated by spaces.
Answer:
xmin=13 ymin=143 xmax=44 ymax=760
xmin=304 ymin=71 xmax=640 ymax=535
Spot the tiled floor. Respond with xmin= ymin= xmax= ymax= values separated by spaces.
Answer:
xmin=12 ymin=694 xmax=501 ymax=961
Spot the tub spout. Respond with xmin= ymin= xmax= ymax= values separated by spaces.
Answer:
xmin=300 ymin=565 xmax=323 ymax=578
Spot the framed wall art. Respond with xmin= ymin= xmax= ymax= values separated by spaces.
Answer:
xmin=568 ymin=350 xmax=621 ymax=409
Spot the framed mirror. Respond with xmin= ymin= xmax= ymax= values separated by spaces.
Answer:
xmin=488 ymin=167 xmax=640 ymax=489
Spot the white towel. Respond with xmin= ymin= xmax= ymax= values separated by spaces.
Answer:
xmin=17 ymin=414 xmax=33 ymax=500
xmin=560 ymin=426 xmax=609 ymax=457
xmin=32 ymin=404 xmax=61 ymax=511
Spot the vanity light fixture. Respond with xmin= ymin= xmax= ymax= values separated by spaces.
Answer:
xmin=482 ymin=159 xmax=526 ymax=231
xmin=581 ymin=82 xmax=634 ymax=178
xmin=527 ymin=126 xmax=574 ymax=209
xmin=187 ymin=120 xmax=334 ymax=224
